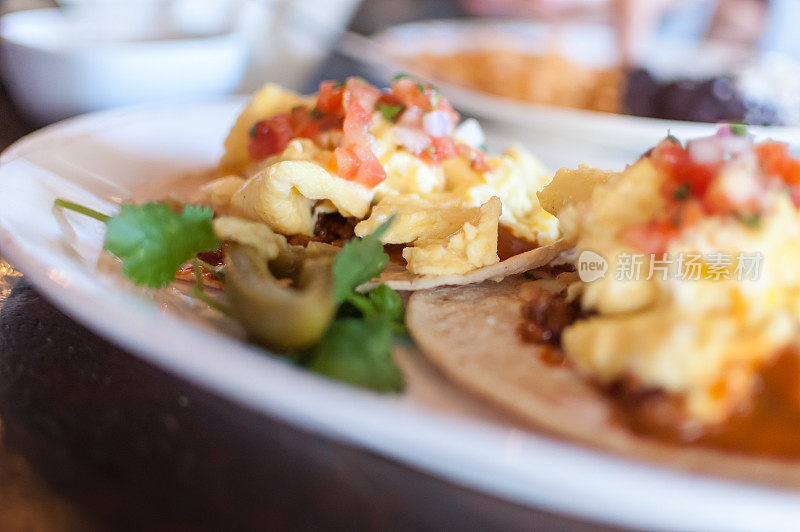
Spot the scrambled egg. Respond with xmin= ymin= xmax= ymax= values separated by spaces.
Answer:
xmin=199 ymin=82 xmax=558 ymax=276
xmin=443 ymin=146 xmax=559 ymax=245
xmin=542 ymin=156 xmax=800 ymax=423
xmin=355 ymin=196 xmax=501 ymax=275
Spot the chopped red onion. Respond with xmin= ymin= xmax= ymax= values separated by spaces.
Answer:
xmin=687 ymin=136 xmax=724 ymax=164
xmin=393 ymin=126 xmax=431 ymax=153
xmin=454 ymin=118 xmax=485 ymax=149
xmin=716 ymin=124 xmax=733 ymax=138
xmin=687 ymin=133 xmax=753 ymax=164
xmin=422 ymin=110 xmax=452 ymax=138
xmin=718 ymin=135 xmax=752 ymax=157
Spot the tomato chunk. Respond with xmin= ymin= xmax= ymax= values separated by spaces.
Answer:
xmin=756 ymin=141 xmax=800 ymax=184
xmin=651 ymin=141 xmax=721 ymax=198
xmin=424 ymin=136 xmax=456 ymax=162
xmin=623 ymin=219 xmax=679 ymax=256
xmin=331 ymin=146 xmax=360 ymax=180
xmin=248 ymin=114 xmax=294 ymax=160
xmin=317 ymin=81 xmax=345 ymax=113
xmin=331 ymin=144 xmax=386 ymax=188
xmin=391 ymin=77 xmax=432 ymax=110
xmin=342 ymin=99 xmax=371 ymax=145
xmin=345 ymin=77 xmax=380 ymax=115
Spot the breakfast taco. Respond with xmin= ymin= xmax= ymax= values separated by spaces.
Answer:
xmin=193 ymin=76 xmax=565 ymax=290
xmin=53 ymin=75 xmax=567 ymax=393
xmin=407 ymin=127 xmax=800 ymax=484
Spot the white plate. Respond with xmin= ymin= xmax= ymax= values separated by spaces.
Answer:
xmin=371 ymin=19 xmax=800 ymax=170
xmin=2 ymin=100 xmax=800 ymax=532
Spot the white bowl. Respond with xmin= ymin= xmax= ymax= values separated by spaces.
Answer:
xmin=0 ymin=8 xmax=249 ymax=125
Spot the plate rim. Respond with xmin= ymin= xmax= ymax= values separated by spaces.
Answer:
xmin=2 ymin=100 xmax=800 ymax=532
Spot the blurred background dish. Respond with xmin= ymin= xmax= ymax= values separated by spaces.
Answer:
xmin=236 ymin=0 xmax=363 ymax=91
xmin=5 ymin=0 xmax=800 ymax=150
xmin=366 ymin=18 xmax=800 ymax=169
xmin=0 ymin=0 xmax=363 ymax=125
xmin=0 ymin=7 xmax=249 ymax=124
xmin=374 ymin=19 xmax=623 ymax=113
xmin=374 ymin=18 xmax=797 ymax=126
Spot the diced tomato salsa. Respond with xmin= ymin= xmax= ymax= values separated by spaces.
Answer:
xmin=246 ymin=75 xmax=491 ymax=188
xmin=625 ymin=133 xmax=800 ymax=254
xmin=756 ymin=141 xmax=800 ymax=185
xmin=652 ymin=141 xmax=722 ymax=200
xmin=316 ymin=80 xmax=344 ymax=113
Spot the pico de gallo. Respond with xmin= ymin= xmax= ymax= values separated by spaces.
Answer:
xmin=247 ymin=75 xmax=490 ymax=188
xmin=625 ymin=125 xmax=800 ymax=255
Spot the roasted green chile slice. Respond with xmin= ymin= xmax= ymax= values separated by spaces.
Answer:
xmin=224 ymin=242 xmax=337 ymax=351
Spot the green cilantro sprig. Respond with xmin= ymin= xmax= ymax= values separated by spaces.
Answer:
xmin=302 ymin=218 xmax=406 ymax=392
xmin=730 ymin=122 xmax=748 ymax=136
xmin=305 ymin=317 xmax=402 ymax=392
xmin=332 ymin=219 xmax=392 ymax=303
xmin=673 ymin=183 xmax=690 ymax=200
xmin=391 ymin=72 xmax=441 ymax=110
xmin=190 ymin=258 xmax=231 ymax=315
xmin=736 ymin=212 xmax=761 ymax=228
xmin=377 ymin=102 xmax=405 ymax=122
xmin=54 ymin=199 xmax=218 ymax=288
xmin=55 ymin=199 xmax=406 ymax=392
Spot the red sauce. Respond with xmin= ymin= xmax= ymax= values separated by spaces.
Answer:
xmin=539 ymin=346 xmax=567 ymax=367
xmin=615 ymin=351 xmax=800 ymax=458
xmin=176 ymin=249 xmax=225 ymax=288
xmin=197 ymin=249 xmax=225 ymax=268
xmin=518 ymin=285 xmax=579 ymax=347
xmin=286 ymin=213 xmax=358 ymax=247
xmin=497 ymin=224 xmax=536 ymax=261
xmin=384 ymin=244 xmax=407 ymax=266
xmin=518 ymin=282 xmax=800 ymax=458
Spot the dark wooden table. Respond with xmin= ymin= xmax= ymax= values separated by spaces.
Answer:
xmin=0 ymin=4 xmax=621 ymax=530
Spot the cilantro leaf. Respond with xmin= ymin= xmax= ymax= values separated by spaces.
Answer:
xmin=736 ymin=212 xmax=761 ymax=228
xmin=104 ymin=203 xmax=218 ymax=288
xmin=368 ymin=284 xmax=404 ymax=323
xmin=430 ymin=89 xmax=441 ymax=108
xmin=673 ymin=183 xmax=690 ymax=200
xmin=332 ymin=217 xmax=392 ymax=303
xmin=304 ymin=217 xmax=406 ymax=391
xmin=377 ymin=102 xmax=404 ymax=122
xmin=665 ymin=131 xmax=680 ymax=145
xmin=305 ymin=317 xmax=403 ymax=392
xmin=338 ymin=284 xmax=406 ymax=336
xmin=730 ymin=122 xmax=748 ymax=136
